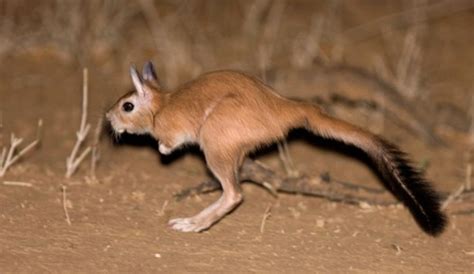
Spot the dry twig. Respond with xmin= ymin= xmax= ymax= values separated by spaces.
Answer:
xmin=157 ymin=200 xmax=169 ymax=217
xmin=2 ymin=181 xmax=33 ymax=187
xmin=0 ymin=119 xmax=42 ymax=177
xmin=89 ymin=116 xmax=104 ymax=180
xmin=376 ymin=26 xmax=424 ymax=99
xmin=65 ymin=68 xmax=91 ymax=178
xmin=260 ymin=204 xmax=273 ymax=233
xmin=277 ymin=141 xmax=298 ymax=178
xmin=291 ymin=15 xmax=325 ymax=68
xmin=441 ymin=183 xmax=466 ymax=210
xmin=61 ymin=185 xmax=72 ymax=226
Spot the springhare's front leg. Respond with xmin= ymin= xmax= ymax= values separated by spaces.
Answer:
xmin=169 ymin=151 xmax=243 ymax=232
xmin=158 ymin=132 xmax=196 ymax=155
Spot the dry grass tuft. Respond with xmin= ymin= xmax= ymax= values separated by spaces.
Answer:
xmin=375 ymin=25 xmax=425 ymax=100
xmin=0 ymin=0 xmax=139 ymax=63
xmin=138 ymin=0 xmax=204 ymax=87
xmin=291 ymin=15 xmax=325 ymax=69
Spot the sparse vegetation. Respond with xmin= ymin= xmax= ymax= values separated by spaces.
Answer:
xmin=0 ymin=1 xmax=473 ymax=272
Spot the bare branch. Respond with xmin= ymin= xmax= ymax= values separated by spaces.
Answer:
xmin=176 ymin=158 xmax=473 ymax=213
xmin=175 ymin=158 xmax=394 ymax=206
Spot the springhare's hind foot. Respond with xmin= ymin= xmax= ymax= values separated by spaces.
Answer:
xmin=168 ymin=193 xmax=243 ymax=233
xmin=168 ymin=217 xmax=212 ymax=233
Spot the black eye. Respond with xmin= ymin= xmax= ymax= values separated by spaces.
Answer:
xmin=122 ymin=102 xmax=134 ymax=112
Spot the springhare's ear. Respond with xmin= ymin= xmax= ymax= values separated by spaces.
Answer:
xmin=142 ymin=61 xmax=160 ymax=88
xmin=130 ymin=66 xmax=146 ymax=97
xmin=143 ymin=61 xmax=157 ymax=81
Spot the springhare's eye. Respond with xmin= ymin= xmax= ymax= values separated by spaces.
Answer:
xmin=122 ymin=102 xmax=134 ymax=112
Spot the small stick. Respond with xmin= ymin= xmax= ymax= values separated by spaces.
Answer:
xmin=66 ymin=68 xmax=91 ymax=178
xmin=441 ymin=183 xmax=466 ymax=210
xmin=5 ymin=134 xmax=23 ymax=168
xmin=277 ymin=141 xmax=299 ymax=178
xmin=90 ymin=117 xmax=104 ymax=180
xmin=282 ymin=140 xmax=298 ymax=177
xmin=3 ymin=181 xmax=33 ymax=187
xmin=260 ymin=203 xmax=273 ymax=233
xmin=261 ymin=181 xmax=279 ymax=198
xmin=61 ymin=185 xmax=72 ymax=226
xmin=157 ymin=200 xmax=169 ymax=217
xmin=391 ymin=243 xmax=402 ymax=255
xmin=0 ymin=147 xmax=6 ymax=168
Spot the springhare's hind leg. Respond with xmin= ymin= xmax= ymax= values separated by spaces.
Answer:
xmin=169 ymin=150 xmax=243 ymax=232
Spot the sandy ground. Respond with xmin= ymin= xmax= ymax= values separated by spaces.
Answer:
xmin=0 ymin=1 xmax=473 ymax=272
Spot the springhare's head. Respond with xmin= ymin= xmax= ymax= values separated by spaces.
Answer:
xmin=106 ymin=61 xmax=162 ymax=136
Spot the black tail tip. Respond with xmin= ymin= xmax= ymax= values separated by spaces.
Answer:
xmin=376 ymin=139 xmax=449 ymax=237
xmin=404 ymin=189 xmax=448 ymax=237
xmin=420 ymin=210 xmax=448 ymax=237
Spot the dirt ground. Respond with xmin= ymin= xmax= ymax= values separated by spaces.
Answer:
xmin=0 ymin=1 xmax=473 ymax=273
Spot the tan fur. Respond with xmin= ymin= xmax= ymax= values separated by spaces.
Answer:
xmin=106 ymin=63 xmax=442 ymax=233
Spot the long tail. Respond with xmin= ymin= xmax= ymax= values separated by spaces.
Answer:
xmin=301 ymin=104 xmax=447 ymax=236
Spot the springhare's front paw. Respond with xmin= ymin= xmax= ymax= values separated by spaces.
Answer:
xmin=168 ymin=217 xmax=210 ymax=233
xmin=158 ymin=142 xmax=173 ymax=155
